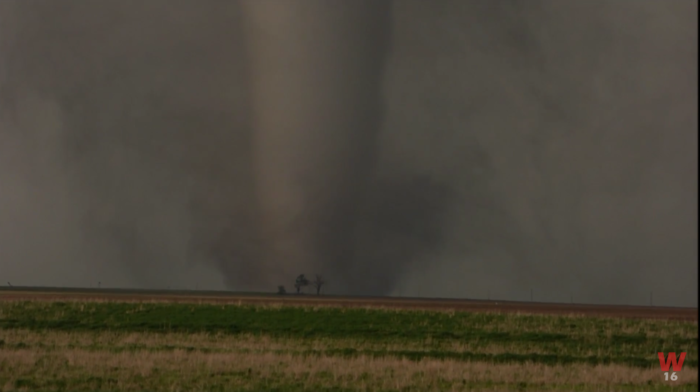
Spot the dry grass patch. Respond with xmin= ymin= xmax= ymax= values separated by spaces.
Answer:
xmin=2 ymin=329 xmax=690 ymax=361
xmin=1 ymin=348 xmax=696 ymax=392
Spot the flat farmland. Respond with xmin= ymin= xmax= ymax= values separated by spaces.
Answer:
xmin=0 ymin=288 xmax=697 ymax=391
xmin=1 ymin=288 xmax=697 ymax=320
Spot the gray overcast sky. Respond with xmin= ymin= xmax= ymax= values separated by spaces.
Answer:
xmin=0 ymin=1 xmax=697 ymax=307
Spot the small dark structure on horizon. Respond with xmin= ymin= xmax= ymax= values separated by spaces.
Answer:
xmin=312 ymin=275 xmax=326 ymax=295
xmin=294 ymin=274 xmax=309 ymax=294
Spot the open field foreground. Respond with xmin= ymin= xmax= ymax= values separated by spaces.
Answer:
xmin=0 ymin=291 xmax=697 ymax=391
xmin=0 ymin=287 xmax=697 ymax=320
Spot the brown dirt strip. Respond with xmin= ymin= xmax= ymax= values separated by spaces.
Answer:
xmin=0 ymin=289 xmax=696 ymax=321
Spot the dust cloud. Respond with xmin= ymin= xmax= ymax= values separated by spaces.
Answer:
xmin=0 ymin=1 xmax=696 ymax=306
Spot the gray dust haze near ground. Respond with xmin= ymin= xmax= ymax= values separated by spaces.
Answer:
xmin=0 ymin=1 xmax=697 ymax=306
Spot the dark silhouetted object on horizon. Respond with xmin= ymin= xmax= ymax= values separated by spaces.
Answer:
xmin=295 ymin=274 xmax=309 ymax=294
xmin=312 ymin=275 xmax=326 ymax=295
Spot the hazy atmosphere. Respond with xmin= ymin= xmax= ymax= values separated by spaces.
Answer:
xmin=0 ymin=0 xmax=697 ymax=307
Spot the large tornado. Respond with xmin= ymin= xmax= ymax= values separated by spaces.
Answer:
xmin=240 ymin=1 xmax=392 ymax=289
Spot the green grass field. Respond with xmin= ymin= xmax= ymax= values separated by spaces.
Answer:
xmin=0 ymin=300 xmax=697 ymax=391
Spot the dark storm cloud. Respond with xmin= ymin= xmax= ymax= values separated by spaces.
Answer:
xmin=0 ymin=0 xmax=696 ymax=306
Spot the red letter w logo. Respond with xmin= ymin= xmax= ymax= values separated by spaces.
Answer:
xmin=658 ymin=352 xmax=686 ymax=372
